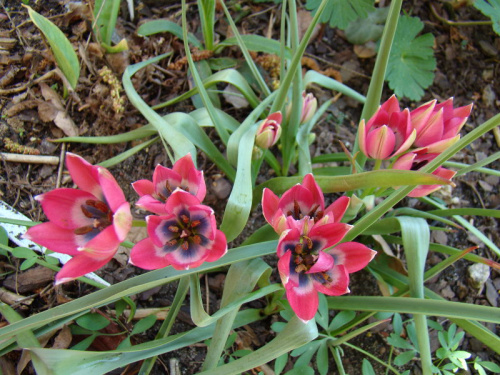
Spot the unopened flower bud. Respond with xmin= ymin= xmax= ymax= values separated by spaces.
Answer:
xmin=300 ymin=92 xmax=317 ymax=124
xmin=255 ymin=112 xmax=282 ymax=149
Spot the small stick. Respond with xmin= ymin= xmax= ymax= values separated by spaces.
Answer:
xmin=56 ymin=143 xmax=66 ymax=188
xmin=0 ymin=153 xmax=59 ymax=165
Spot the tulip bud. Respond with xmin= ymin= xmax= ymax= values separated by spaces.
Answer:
xmin=255 ymin=112 xmax=282 ymax=149
xmin=300 ymin=92 xmax=317 ymax=124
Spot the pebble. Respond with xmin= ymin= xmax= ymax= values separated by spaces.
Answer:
xmin=467 ymin=263 xmax=490 ymax=293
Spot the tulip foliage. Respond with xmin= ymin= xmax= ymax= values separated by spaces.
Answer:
xmin=3 ymin=1 xmax=500 ymax=375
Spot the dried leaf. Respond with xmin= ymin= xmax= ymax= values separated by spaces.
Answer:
xmin=354 ymin=42 xmax=377 ymax=58
xmin=52 ymin=326 xmax=72 ymax=349
xmin=39 ymin=83 xmax=78 ymax=136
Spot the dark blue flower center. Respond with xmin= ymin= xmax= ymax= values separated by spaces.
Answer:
xmin=74 ymin=199 xmax=112 ymax=239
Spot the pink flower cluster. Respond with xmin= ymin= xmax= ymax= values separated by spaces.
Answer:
xmin=262 ymin=174 xmax=377 ymax=322
xmin=25 ymin=153 xmax=227 ymax=284
xmin=130 ymin=154 xmax=227 ymax=271
xmin=358 ymin=96 xmax=473 ymax=197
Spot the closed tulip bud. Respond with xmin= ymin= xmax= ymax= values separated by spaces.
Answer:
xmin=255 ymin=112 xmax=282 ymax=149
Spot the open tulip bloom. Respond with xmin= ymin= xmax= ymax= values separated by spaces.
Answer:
xmin=24 ymin=153 xmax=132 ymax=284
xmin=130 ymin=190 xmax=227 ymax=270
xmin=410 ymin=98 xmax=473 ymax=154
xmin=262 ymin=173 xmax=350 ymax=234
xmin=132 ymin=153 xmax=206 ymax=214
xmin=277 ymin=218 xmax=376 ymax=322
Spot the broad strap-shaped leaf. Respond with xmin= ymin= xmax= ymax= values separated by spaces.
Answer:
xmin=386 ymin=15 xmax=436 ymax=101
xmin=93 ymin=0 xmax=120 ymax=47
xmin=122 ymin=53 xmax=197 ymax=161
xmin=26 ymin=6 xmax=80 ymax=89
xmin=253 ymin=169 xmax=454 ymax=205
xmin=137 ymin=19 xmax=202 ymax=48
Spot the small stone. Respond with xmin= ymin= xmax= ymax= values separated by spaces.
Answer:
xmin=211 ymin=177 xmax=231 ymax=200
xmin=467 ymin=263 xmax=490 ymax=293
xmin=485 ymin=280 xmax=498 ymax=307
xmin=441 ymin=285 xmax=455 ymax=299
xmin=478 ymin=40 xmax=498 ymax=57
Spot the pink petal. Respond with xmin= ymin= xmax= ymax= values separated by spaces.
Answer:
xmin=147 ymin=214 xmax=177 ymax=247
xmin=414 ymin=109 xmax=444 ymax=148
xmin=312 ymin=264 xmax=350 ymax=296
xmin=165 ymin=190 xmax=203 ymax=215
xmin=307 ymin=251 xmax=334 ymax=274
xmin=327 ymin=242 xmax=377 ymax=273
xmin=279 ymin=185 xmax=316 ymax=216
xmin=392 ymin=152 xmax=415 ymax=170
xmin=65 ymin=153 xmax=103 ymax=200
xmin=285 ymin=275 xmax=319 ymax=322
xmin=97 ymin=167 xmax=127 ymax=213
xmin=136 ymin=195 xmax=169 ymax=215
xmin=324 ymin=196 xmax=350 ymax=223
xmin=174 ymin=154 xmax=206 ymax=201
xmin=204 ymin=230 xmax=228 ymax=262
xmin=165 ymin=244 xmax=208 ymax=270
xmin=153 ymin=164 xmax=182 ymax=197
xmin=381 ymin=95 xmax=400 ymax=114
xmin=277 ymin=250 xmax=293 ymax=285
xmin=132 ymin=179 xmax=155 ymax=197
xmin=365 ymin=125 xmax=396 ymax=160
xmin=411 ymin=99 xmax=436 ymax=132
xmin=130 ymin=237 xmax=171 ymax=270
xmin=37 ymin=188 xmax=96 ymax=229
xmin=112 ymin=202 xmax=132 ymax=242
xmin=277 ymin=228 xmax=300 ymax=258
xmin=309 ymin=222 xmax=352 ymax=249
xmin=408 ymin=167 xmax=456 ymax=198
xmin=423 ymin=134 xmax=460 ymax=154
xmin=55 ymin=252 xmax=114 ymax=285
xmin=262 ymin=188 xmax=280 ymax=227
xmin=301 ymin=174 xmax=324 ymax=208
xmin=392 ymin=128 xmax=417 ymax=158
xmin=77 ymin=225 xmax=121 ymax=256
xmin=24 ymin=222 xmax=81 ymax=255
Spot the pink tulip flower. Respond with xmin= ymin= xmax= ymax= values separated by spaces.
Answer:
xmin=24 ymin=153 xmax=132 ymax=284
xmin=300 ymin=92 xmax=318 ymax=124
xmin=262 ymin=173 xmax=350 ymax=234
xmin=277 ymin=220 xmax=376 ymax=322
xmin=410 ymin=98 xmax=473 ymax=153
xmin=255 ymin=112 xmax=282 ymax=149
xmin=358 ymin=95 xmax=416 ymax=160
xmin=132 ymin=153 xmax=206 ymax=214
xmin=130 ymin=190 xmax=227 ymax=270
xmin=392 ymin=152 xmax=456 ymax=197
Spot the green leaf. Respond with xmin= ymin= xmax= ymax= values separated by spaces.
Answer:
xmin=76 ymin=313 xmax=111 ymax=331
xmin=316 ymin=340 xmax=329 ymax=375
xmin=274 ymin=353 xmax=288 ymax=375
xmin=93 ymin=0 xmax=121 ymax=47
xmin=386 ymin=15 xmax=436 ymax=100
xmin=26 ymin=6 xmax=80 ymax=89
xmin=361 ymin=359 xmax=376 ymax=375
xmin=474 ymin=0 xmax=500 ymax=35
xmin=20 ymin=257 xmax=38 ymax=271
xmin=131 ymin=315 xmax=157 ymax=335
xmin=137 ymin=19 xmax=202 ymax=48
xmin=11 ymin=247 xmax=37 ymax=259
xmin=0 ymin=226 xmax=8 ymax=246
xmin=305 ymin=0 xmax=375 ymax=30
xmin=345 ymin=7 xmax=390 ymax=44
xmin=71 ymin=334 xmax=97 ymax=351
xmin=393 ymin=350 xmax=416 ymax=366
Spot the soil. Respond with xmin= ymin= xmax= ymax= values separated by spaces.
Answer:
xmin=0 ymin=1 xmax=499 ymax=374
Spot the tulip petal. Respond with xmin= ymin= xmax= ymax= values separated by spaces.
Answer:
xmin=136 ymin=195 xmax=169 ymax=215
xmin=365 ymin=125 xmax=395 ymax=160
xmin=204 ymin=230 xmax=228 ymax=262
xmin=307 ymin=251 xmax=334 ymax=274
xmin=78 ymin=225 xmax=120 ymax=256
xmin=112 ymin=202 xmax=132 ymax=242
xmin=285 ymin=273 xmax=319 ymax=322
xmin=37 ymin=188 xmax=96 ymax=229
xmin=312 ymin=264 xmax=350 ymax=296
xmin=328 ymin=242 xmax=377 ymax=273
xmin=324 ymin=196 xmax=350 ymax=223
xmin=132 ymin=179 xmax=155 ymax=197
xmin=24 ymin=222 xmax=81 ymax=255
xmin=55 ymin=252 xmax=114 ymax=285
xmin=262 ymin=188 xmax=280 ymax=227
xmin=130 ymin=237 xmax=171 ymax=270
xmin=98 ymin=167 xmax=127 ymax=213
xmin=65 ymin=153 xmax=103 ymax=199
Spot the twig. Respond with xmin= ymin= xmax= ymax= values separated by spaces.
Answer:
xmin=0 ymin=153 xmax=59 ymax=165
xmin=430 ymin=4 xmax=493 ymax=27
xmin=56 ymin=143 xmax=66 ymax=189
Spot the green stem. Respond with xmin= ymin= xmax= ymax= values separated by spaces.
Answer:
xmin=138 ymin=276 xmax=190 ymax=375
xmin=354 ymin=0 xmax=403 ymax=167
xmin=343 ymin=342 xmax=402 ymax=375
xmin=330 ymin=345 xmax=347 ymax=375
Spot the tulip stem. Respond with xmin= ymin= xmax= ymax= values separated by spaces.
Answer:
xmin=138 ymin=276 xmax=190 ymax=375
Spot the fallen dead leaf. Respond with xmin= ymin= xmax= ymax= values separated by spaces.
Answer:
xmin=39 ymin=82 xmax=79 ymax=137
xmin=52 ymin=325 xmax=73 ymax=349
xmin=354 ymin=42 xmax=377 ymax=59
